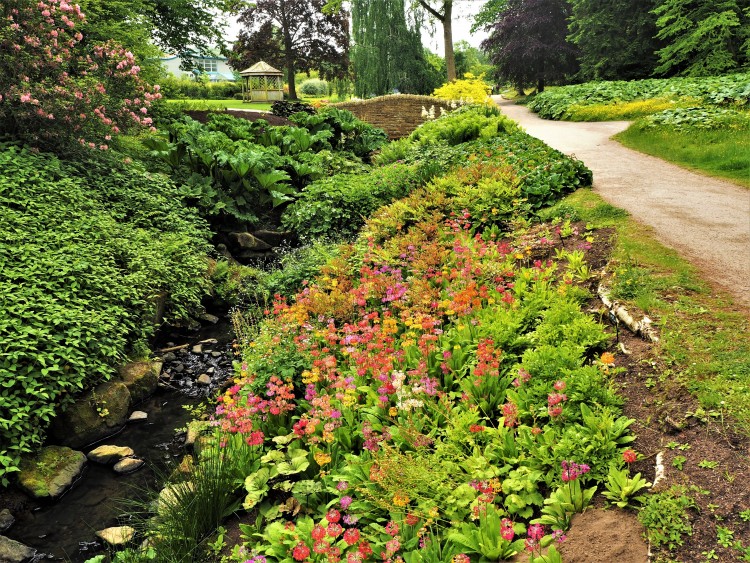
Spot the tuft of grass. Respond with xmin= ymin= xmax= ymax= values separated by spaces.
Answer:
xmin=550 ymin=189 xmax=750 ymax=433
xmin=615 ymin=124 xmax=750 ymax=188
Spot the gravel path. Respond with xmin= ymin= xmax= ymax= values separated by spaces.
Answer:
xmin=494 ymin=97 xmax=750 ymax=310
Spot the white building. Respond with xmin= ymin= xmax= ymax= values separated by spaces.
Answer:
xmin=160 ymin=51 xmax=236 ymax=81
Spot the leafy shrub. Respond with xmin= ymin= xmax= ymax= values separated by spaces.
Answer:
xmin=271 ymin=100 xmax=316 ymax=118
xmin=0 ymin=0 xmax=160 ymax=153
xmin=529 ymin=73 xmax=750 ymax=121
xmin=262 ymin=241 xmax=341 ymax=298
xmin=289 ymin=106 xmax=388 ymax=159
xmin=159 ymin=76 xmax=241 ymax=100
xmin=299 ymin=78 xmax=329 ymax=96
xmin=281 ymin=163 xmax=426 ymax=240
xmin=432 ymin=73 xmax=493 ymax=105
xmin=638 ymin=106 xmax=750 ymax=131
xmin=0 ymin=144 xmax=210 ymax=482
xmin=410 ymin=104 xmax=520 ymax=146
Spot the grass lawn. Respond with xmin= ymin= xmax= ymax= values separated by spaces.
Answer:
xmin=543 ymin=189 xmax=750 ymax=432
xmin=616 ymin=125 xmax=750 ymax=188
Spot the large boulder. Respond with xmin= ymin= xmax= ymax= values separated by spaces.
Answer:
xmin=229 ymin=232 xmax=273 ymax=251
xmin=50 ymin=380 xmax=131 ymax=448
xmin=118 ymin=360 xmax=162 ymax=403
xmin=16 ymin=446 xmax=86 ymax=500
xmin=0 ymin=535 xmax=35 ymax=563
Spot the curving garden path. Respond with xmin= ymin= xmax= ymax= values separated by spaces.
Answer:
xmin=493 ymin=97 xmax=750 ymax=310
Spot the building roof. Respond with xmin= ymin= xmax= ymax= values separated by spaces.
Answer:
xmin=239 ymin=61 xmax=283 ymax=76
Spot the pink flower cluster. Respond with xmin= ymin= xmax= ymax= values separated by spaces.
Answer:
xmin=1 ymin=0 xmax=161 ymax=152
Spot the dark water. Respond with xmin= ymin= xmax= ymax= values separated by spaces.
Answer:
xmin=5 ymin=322 xmax=235 ymax=562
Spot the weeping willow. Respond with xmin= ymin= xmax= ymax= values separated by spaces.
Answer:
xmin=351 ymin=0 xmax=440 ymax=97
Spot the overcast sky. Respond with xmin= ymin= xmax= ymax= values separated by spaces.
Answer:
xmin=223 ymin=0 xmax=489 ymax=55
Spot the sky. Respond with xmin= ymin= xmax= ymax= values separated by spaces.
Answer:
xmin=223 ymin=0 xmax=490 ymax=55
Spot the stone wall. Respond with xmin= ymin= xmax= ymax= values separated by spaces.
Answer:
xmin=333 ymin=95 xmax=454 ymax=139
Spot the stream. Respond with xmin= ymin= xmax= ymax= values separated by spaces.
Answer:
xmin=4 ymin=320 xmax=236 ymax=562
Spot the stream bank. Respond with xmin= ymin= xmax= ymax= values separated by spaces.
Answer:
xmin=1 ymin=320 xmax=236 ymax=562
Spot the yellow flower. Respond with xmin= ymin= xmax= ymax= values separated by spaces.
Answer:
xmin=389 ymin=407 xmax=398 ymax=417
xmin=428 ymin=506 xmax=439 ymax=518
xmin=323 ymin=431 xmax=335 ymax=444
xmin=314 ymin=451 xmax=332 ymax=466
xmin=393 ymin=492 xmax=410 ymax=507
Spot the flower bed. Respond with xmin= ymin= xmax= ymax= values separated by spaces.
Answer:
xmin=204 ymin=176 xmax=643 ymax=562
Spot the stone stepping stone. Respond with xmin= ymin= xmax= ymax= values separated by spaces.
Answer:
xmin=95 ymin=525 xmax=135 ymax=546
xmin=113 ymin=457 xmax=145 ymax=474
xmin=128 ymin=411 xmax=148 ymax=423
xmin=87 ymin=445 xmax=134 ymax=464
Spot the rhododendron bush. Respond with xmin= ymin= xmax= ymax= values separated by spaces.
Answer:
xmin=0 ymin=0 xmax=160 ymax=152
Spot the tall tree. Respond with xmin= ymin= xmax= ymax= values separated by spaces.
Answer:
xmin=351 ymin=0 xmax=440 ymax=96
xmin=78 ymin=0 xmax=239 ymax=62
xmin=415 ymin=1 xmax=457 ymax=81
xmin=568 ymin=0 xmax=662 ymax=80
xmin=481 ymin=0 xmax=578 ymax=93
xmin=231 ymin=0 xmax=349 ymax=100
xmin=653 ymin=0 xmax=749 ymax=76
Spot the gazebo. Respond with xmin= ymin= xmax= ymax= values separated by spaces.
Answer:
xmin=239 ymin=61 xmax=284 ymax=103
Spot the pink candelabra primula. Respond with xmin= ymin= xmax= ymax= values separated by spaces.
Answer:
xmin=0 ymin=0 xmax=160 ymax=152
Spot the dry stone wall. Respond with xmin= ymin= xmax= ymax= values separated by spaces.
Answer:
xmin=333 ymin=94 xmax=454 ymax=139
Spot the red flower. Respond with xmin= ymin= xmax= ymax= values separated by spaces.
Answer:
xmin=327 ymin=522 xmax=343 ymax=538
xmin=311 ymin=524 xmax=326 ymax=541
xmin=405 ymin=513 xmax=420 ymax=526
xmin=358 ymin=541 xmax=373 ymax=557
xmin=292 ymin=542 xmax=310 ymax=561
xmin=326 ymin=508 xmax=341 ymax=523
xmin=623 ymin=449 xmax=637 ymax=464
xmin=343 ymin=528 xmax=360 ymax=545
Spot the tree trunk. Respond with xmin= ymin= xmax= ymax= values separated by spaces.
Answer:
xmin=287 ymin=61 xmax=297 ymax=100
xmin=443 ymin=0 xmax=455 ymax=81
xmin=537 ymin=78 xmax=545 ymax=93
xmin=418 ymin=0 xmax=456 ymax=82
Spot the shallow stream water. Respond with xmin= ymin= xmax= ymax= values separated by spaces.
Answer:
xmin=5 ymin=321 xmax=235 ymax=562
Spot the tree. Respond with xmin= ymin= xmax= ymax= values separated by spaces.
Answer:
xmin=415 ymin=1 xmax=457 ymax=81
xmin=231 ymin=0 xmax=349 ymax=100
xmin=454 ymin=40 xmax=493 ymax=78
xmin=653 ymin=0 xmax=750 ymax=76
xmin=351 ymin=0 xmax=440 ymax=96
xmin=568 ymin=0 xmax=662 ymax=80
xmin=77 ymin=0 xmax=239 ymax=73
xmin=481 ymin=0 xmax=578 ymax=93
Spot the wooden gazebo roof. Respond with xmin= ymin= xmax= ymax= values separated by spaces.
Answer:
xmin=239 ymin=61 xmax=283 ymax=77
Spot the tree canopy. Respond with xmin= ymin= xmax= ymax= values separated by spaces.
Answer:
xmin=567 ymin=0 xmax=662 ymax=81
xmin=351 ymin=0 xmax=441 ymax=97
xmin=481 ymin=0 xmax=578 ymax=93
xmin=231 ymin=0 xmax=349 ymax=100
xmin=653 ymin=0 xmax=750 ymax=76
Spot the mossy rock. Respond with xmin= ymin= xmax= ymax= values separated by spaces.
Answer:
xmin=50 ymin=380 xmax=132 ymax=449
xmin=118 ymin=360 xmax=162 ymax=403
xmin=17 ymin=446 xmax=86 ymax=499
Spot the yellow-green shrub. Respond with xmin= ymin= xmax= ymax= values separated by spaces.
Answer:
xmin=432 ymin=73 xmax=492 ymax=105
xmin=566 ymin=97 xmax=698 ymax=121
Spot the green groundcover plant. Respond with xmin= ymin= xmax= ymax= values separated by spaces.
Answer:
xmin=528 ymin=73 xmax=750 ymax=121
xmin=0 ymin=143 xmax=211 ymax=483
